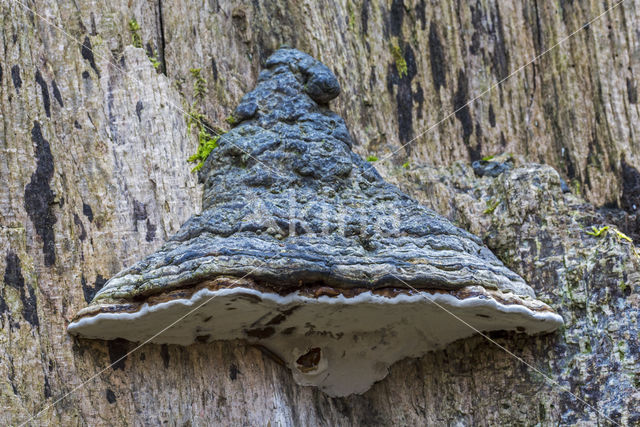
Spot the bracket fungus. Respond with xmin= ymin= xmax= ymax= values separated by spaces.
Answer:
xmin=68 ymin=48 xmax=563 ymax=397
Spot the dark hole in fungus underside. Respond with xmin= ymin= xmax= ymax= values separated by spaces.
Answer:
xmin=296 ymin=347 xmax=322 ymax=373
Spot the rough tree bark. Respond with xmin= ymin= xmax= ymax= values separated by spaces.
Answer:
xmin=1 ymin=0 xmax=638 ymax=425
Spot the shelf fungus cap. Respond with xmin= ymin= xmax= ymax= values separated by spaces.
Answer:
xmin=68 ymin=48 xmax=563 ymax=397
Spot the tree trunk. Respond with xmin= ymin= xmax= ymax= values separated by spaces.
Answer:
xmin=1 ymin=0 xmax=638 ymax=424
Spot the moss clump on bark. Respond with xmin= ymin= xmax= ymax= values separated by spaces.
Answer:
xmin=586 ymin=225 xmax=634 ymax=243
xmin=187 ymin=131 xmax=220 ymax=172
xmin=390 ymin=43 xmax=407 ymax=77
xmin=128 ymin=18 xmax=142 ymax=48
xmin=129 ymin=18 xmax=161 ymax=70
xmin=186 ymin=68 xmax=222 ymax=172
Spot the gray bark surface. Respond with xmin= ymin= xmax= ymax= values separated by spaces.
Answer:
xmin=1 ymin=0 xmax=639 ymax=425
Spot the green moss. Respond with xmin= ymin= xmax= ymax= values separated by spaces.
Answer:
xmin=186 ymin=109 xmax=203 ymax=133
xmin=186 ymin=110 xmax=222 ymax=171
xmin=190 ymin=68 xmax=207 ymax=100
xmin=586 ymin=225 xmax=633 ymax=243
xmin=149 ymin=54 xmax=161 ymax=70
xmin=128 ymin=18 xmax=142 ymax=48
xmin=188 ymin=130 xmax=221 ymax=172
xmin=572 ymin=179 xmax=581 ymax=195
xmin=366 ymin=155 xmax=378 ymax=162
xmin=483 ymin=199 xmax=500 ymax=214
xmin=481 ymin=155 xmax=495 ymax=162
xmin=613 ymin=228 xmax=633 ymax=243
xmin=129 ymin=18 xmax=162 ymax=70
xmin=186 ymin=67 xmax=220 ymax=172
xmin=402 ymin=161 xmax=410 ymax=169
xmin=586 ymin=225 xmax=609 ymax=237
xmin=390 ymin=43 xmax=407 ymax=78
xmin=617 ymin=342 xmax=625 ymax=359
xmin=347 ymin=2 xmax=356 ymax=32
xmin=225 ymin=115 xmax=238 ymax=126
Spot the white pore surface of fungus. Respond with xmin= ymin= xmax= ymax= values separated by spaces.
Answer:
xmin=68 ymin=284 xmax=563 ymax=397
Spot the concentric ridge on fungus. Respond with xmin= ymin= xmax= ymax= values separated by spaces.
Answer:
xmin=69 ymin=48 xmax=563 ymax=396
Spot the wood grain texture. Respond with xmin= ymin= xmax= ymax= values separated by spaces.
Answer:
xmin=1 ymin=0 xmax=638 ymax=424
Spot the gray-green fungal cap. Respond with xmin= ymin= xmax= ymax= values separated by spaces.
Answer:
xmin=69 ymin=48 xmax=562 ymax=396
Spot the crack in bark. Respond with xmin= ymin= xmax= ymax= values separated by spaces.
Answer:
xmin=157 ymin=0 xmax=167 ymax=75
